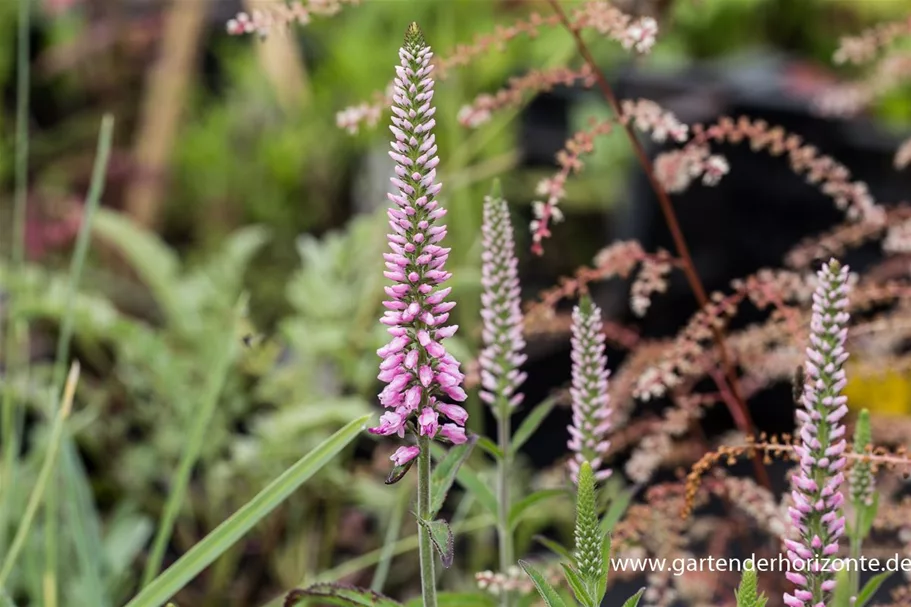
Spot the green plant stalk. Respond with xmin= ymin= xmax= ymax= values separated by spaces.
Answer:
xmin=417 ymin=434 xmax=438 ymax=607
xmin=140 ymin=305 xmax=240 ymax=587
xmin=0 ymin=364 xmax=79 ymax=589
xmin=43 ymin=113 xmax=114 ymax=607
xmin=497 ymin=408 xmax=513 ymax=607
xmin=0 ymin=0 xmax=33 ymax=558
xmin=850 ymin=509 xmax=862 ymax=596
xmin=125 ymin=414 xmax=370 ymax=607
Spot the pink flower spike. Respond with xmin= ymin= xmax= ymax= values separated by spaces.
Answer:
xmin=784 ymin=259 xmax=851 ymax=607
xmin=370 ymin=22 xmax=467 ymax=467
xmin=568 ymin=295 xmax=613 ymax=484
xmin=478 ymin=187 xmax=527 ymax=416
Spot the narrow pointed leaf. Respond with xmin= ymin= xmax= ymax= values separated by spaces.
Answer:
xmin=598 ymin=533 xmax=611 ymax=601
xmin=832 ymin=570 xmax=852 ymax=607
xmin=534 ymin=535 xmax=573 ymax=563
xmin=622 ymin=588 xmax=646 ymax=607
xmin=519 ymin=560 xmax=567 ymax=607
xmin=858 ymin=492 xmax=879 ymax=540
xmin=123 ymin=415 xmax=369 ymax=607
xmin=420 ymin=519 xmax=455 ymax=568
xmin=430 ymin=435 xmax=476 ymax=516
xmin=475 ymin=436 xmax=504 ymax=460
xmin=856 ymin=571 xmax=892 ymax=607
xmin=284 ymin=584 xmax=402 ymax=607
xmin=508 ymin=489 xmax=566 ymax=530
xmin=561 ymin=564 xmax=593 ymax=607
xmin=511 ymin=397 xmax=556 ymax=453
xmin=600 ymin=488 xmax=633 ymax=535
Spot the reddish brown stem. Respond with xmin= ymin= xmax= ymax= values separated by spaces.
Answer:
xmin=546 ymin=0 xmax=771 ymax=490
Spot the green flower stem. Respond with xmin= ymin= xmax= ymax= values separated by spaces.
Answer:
xmin=497 ymin=409 xmax=513 ymax=607
xmin=417 ymin=434 xmax=437 ymax=607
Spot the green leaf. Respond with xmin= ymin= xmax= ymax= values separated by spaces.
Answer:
xmin=284 ymin=584 xmax=403 ymax=607
xmin=598 ymin=533 xmax=611 ymax=601
xmin=561 ymin=563 xmax=593 ymax=607
xmin=475 ymin=436 xmax=504 ymax=460
xmin=832 ymin=570 xmax=853 ymax=607
xmin=420 ymin=519 xmax=455 ymax=568
xmin=123 ymin=415 xmax=370 ymax=607
xmin=600 ymin=487 xmax=633 ymax=535
xmin=509 ymin=489 xmax=567 ymax=530
xmin=90 ymin=207 xmax=181 ymax=322
xmin=858 ymin=492 xmax=879 ymax=540
xmin=518 ymin=560 xmax=567 ymax=607
xmin=406 ymin=593 xmax=496 ymax=607
xmin=511 ymin=397 xmax=556 ymax=453
xmin=856 ymin=571 xmax=893 ymax=607
xmin=621 ymin=588 xmax=646 ymax=607
xmin=533 ymin=535 xmax=573 ymax=563
xmin=430 ymin=435 xmax=476 ymax=517
xmin=431 ymin=442 xmax=496 ymax=516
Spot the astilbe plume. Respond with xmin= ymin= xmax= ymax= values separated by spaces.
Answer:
xmin=226 ymin=0 xmax=359 ymax=37
xmin=784 ymin=259 xmax=851 ymax=607
xmin=479 ymin=189 xmax=527 ymax=411
xmin=368 ymin=23 xmax=469 ymax=466
xmin=568 ymin=295 xmax=612 ymax=483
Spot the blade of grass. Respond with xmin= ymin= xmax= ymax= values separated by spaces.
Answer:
xmin=140 ymin=298 xmax=244 ymax=586
xmin=0 ymin=363 xmax=80 ymax=589
xmin=124 ymin=414 xmax=370 ymax=607
xmin=369 ymin=482 xmax=412 ymax=593
xmin=44 ymin=113 xmax=114 ymax=607
xmin=0 ymin=0 xmax=33 ymax=559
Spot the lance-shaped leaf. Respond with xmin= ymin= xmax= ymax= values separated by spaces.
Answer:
xmin=519 ymin=560 xmax=567 ymax=607
xmin=856 ymin=572 xmax=892 ymax=607
xmin=429 ymin=435 xmax=476 ymax=517
xmin=622 ymin=588 xmax=646 ymax=607
xmin=284 ymin=584 xmax=403 ymax=607
xmin=418 ymin=518 xmax=455 ymax=568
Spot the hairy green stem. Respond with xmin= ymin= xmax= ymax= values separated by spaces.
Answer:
xmin=497 ymin=410 xmax=513 ymax=607
xmin=417 ymin=434 xmax=437 ymax=607
xmin=850 ymin=509 xmax=862 ymax=596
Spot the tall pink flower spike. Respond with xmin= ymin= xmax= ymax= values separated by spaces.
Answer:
xmin=784 ymin=259 xmax=851 ymax=607
xmin=567 ymin=294 xmax=613 ymax=484
xmin=368 ymin=23 xmax=468 ymax=469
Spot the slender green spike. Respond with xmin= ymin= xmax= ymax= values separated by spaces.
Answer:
xmin=574 ymin=462 xmax=603 ymax=599
xmin=734 ymin=564 xmax=767 ymax=607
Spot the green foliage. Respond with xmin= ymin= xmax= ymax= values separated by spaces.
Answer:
xmin=420 ymin=519 xmax=455 ymax=569
xmin=518 ymin=560 xmax=567 ymax=607
xmin=856 ymin=572 xmax=893 ymax=607
xmin=124 ymin=415 xmax=369 ymax=607
xmin=430 ymin=437 xmax=476 ymax=517
xmin=285 ymin=583 xmax=403 ymax=607
xmin=734 ymin=565 xmax=767 ymax=607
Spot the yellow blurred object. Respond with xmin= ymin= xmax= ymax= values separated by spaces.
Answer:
xmin=843 ymin=365 xmax=911 ymax=417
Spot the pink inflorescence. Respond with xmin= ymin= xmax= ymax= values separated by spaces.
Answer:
xmin=783 ymin=259 xmax=851 ymax=607
xmin=479 ymin=191 xmax=527 ymax=412
xmin=367 ymin=23 xmax=468 ymax=467
xmin=567 ymin=295 xmax=613 ymax=483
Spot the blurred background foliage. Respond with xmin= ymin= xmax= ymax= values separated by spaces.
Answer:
xmin=1 ymin=0 xmax=910 ymax=604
